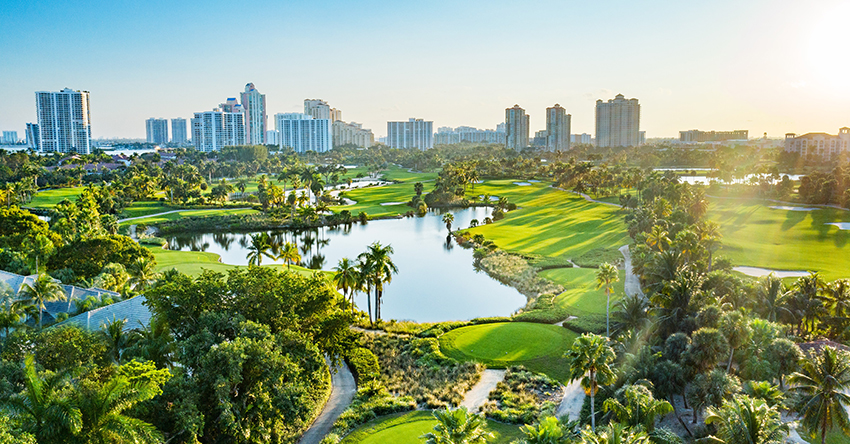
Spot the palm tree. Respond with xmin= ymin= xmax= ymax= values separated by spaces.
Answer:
xmin=516 ymin=416 xmax=568 ymax=444
xmin=788 ymin=346 xmax=850 ymax=444
xmin=100 ymin=317 xmax=128 ymax=363
xmin=74 ymin=374 xmax=163 ymax=443
xmin=611 ymin=294 xmax=650 ymax=336
xmin=602 ymin=384 xmax=673 ymax=432
xmin=703 ymin=395 xmax=789 ymax=444
xmin=420 ymin=407 xmax=493 ymax=444
xmin=236 ymin=177 xmax=249 ymax=198
xmin=1 ymin=356 xmax=82 ymax=442
xmin=278 ymin=241 xmax=301 ymax=270
xmin=646 ymin=225 xmax=670 ymax=252
xmin=358 ymin=242 xmax=398 ymax=322
xmin=333 ymin=257 xmax=359 ymax=314
xmin=246 ymin=233 xmax=273 ymax=266
xmin=578 ymin=423 xmax=650 ymax=444
xmin=127 ymin=257 xmax=159 ymax=292
xmin=125 ymin=317 xmax=174 ymax=369
xmin=567 ymin=333 xmax=616 ymax=431
xmin=17 ymin=274 xmax=66 ymax=329
xmin=758 ymin=274 xmax=790 ymax=322
xmin=596 ymin=262 xmax=619 ymax=337
xmin=442 ymin=213 xmax=455 ymax=233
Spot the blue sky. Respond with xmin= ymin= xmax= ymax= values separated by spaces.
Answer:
xmin=1 ymin=0 xmax=849 ymax=139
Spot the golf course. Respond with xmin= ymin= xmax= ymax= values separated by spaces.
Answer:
xmin=339 ymin=411 xmax=522 ymax=444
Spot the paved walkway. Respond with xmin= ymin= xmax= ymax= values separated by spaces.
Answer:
xmin=553 ymin=186 xmax=621 ymax=208
xmin=298 ymin=360 xmax=357 ymax=444
xmin=619 ymin=245 xmax=644 ymax=298
xmin=556 ymin=379 xmax=585 ymax=420
xmin=460 ymin=369 xmax=505 ymax=412
xmin=117 ymin=207 xmax=252 ymax=223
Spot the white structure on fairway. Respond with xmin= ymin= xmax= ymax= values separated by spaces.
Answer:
xmin=276 ymin=113 xmax=332 ymax=153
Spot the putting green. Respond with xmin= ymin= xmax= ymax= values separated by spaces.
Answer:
xmin=28 ymin=187 xmax=85 ymax=208
xmin=541 ymin=267 xmax=625 ymax=315
xmin=710 ymin=198 xmax=850 ymax=280
xmin=340 ymin=411 xmax=521 ymax=444
xmin=439 ymin=322 xmax=576 ymax=381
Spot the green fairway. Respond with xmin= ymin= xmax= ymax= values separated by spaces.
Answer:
xmin=381 ymin=165 xmax=437 ymax=183
xmin=120 ymin=201 xmax=179 ymax=218
xmin=334 ymin=183 xmax=415 ymax=217
xmin=340 ymin=411 xmax=522 ymax=444
xmin=28 ymin=187 xmax=84 ymax=208
xmin=148 ymin=246 xmax=320 ymax=277
xmin=120 ymin=208 xmax=258 ymax=225
xmin=465 ymin=181 xmax=630 ymax=260
xmin=439 ymin=322 xmax=576 ymax=381
xmin=540 ymin=267 xmax=626 ymax=316
xmin=709 ymin=198 xmax=850 ymax=280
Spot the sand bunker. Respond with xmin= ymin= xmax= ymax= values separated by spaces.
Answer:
xmin=826 ymin=222 xmax=850 ymax=230
xmin=734 ymin=266 xmax=810 ymax=278
xmin=769 ymin=206 xmax=817 ymax=211
xmin=380 ymin=201 xmax=408 ymax=206
xmin=513 ymin=182 xmax=532 ymax=186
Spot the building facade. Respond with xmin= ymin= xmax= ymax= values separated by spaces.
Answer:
xmin=36 ymin=88 xmax=92 ymax=154
xmin=433 ymin=125 xmax=506 ymax=145
xmin=784 ymin=128 xmax=850 ymax=158
xmin=276 ymin=113 xmax=332 ymax=153
xmin=545 ymin=104 xmax=571 ymax=151
xmin=333 ymin=121 xmax=375 ymax=148
xmin=571 ymin=133 xmax=592 ymax=144
xmin=2 ymin=131 xmax=18 ymax=144
xmin=387 ymin=118 xmax=434 ymax=150
xmin=505 ymin=105 xmax=529 ymax=151
xmin=679 ymin=129 xmax=748 ymax=143
xmin=26 ymin=123 xmax=40 ymax=150
xmin=241 ymin=83 xmax=267 ymax=145
xmin=145 ymin=118 xmax=169 ymax=145
xmin=595 ymin=94 xmax=640 ymax=147
xmin=171 ymin=118 xmax=188 ymax=146
xmin=266 ymin=130 xmax=279 ymax=146
xmin=191 ymin=110 xmax=246 ymax=152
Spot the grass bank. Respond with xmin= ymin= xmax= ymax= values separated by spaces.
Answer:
xmin=339 ymin=411 xmax=522 ymax=444
xmin=148 ymin=246 xmax=321 ymax=277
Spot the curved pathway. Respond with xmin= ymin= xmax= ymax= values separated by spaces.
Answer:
xmin=553 ymin=186 xmax=621 ymax=208
xmin=460 ymin=369 xmax=505 ymax=412
xmin=117 ymin=207 xmax=252 ymax=223
xmin=298 ymin=360 xmax=357 ymax=444
xmin=619 ymin=245 xmax=644 ymax=299
xmin=556 ymin=379 xmax=585 ymax=420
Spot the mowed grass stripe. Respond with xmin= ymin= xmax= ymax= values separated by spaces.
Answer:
xmin=340 ymin=411 xmax=522 ymax=444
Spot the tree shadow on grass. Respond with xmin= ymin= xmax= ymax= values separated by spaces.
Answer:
xmin=780 ymin=209 xmax=808 ymax=232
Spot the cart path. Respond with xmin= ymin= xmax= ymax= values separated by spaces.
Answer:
xmin=298 ymin=360 xmax=357 ymax=444
xmin=619 ymin=245 xmax=644 ymax=298
xmin=460 ymin=369 xmax=506 ymax=412
xmin=557 ymin=379 xmax=586 ymax=420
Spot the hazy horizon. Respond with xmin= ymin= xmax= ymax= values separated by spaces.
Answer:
xmin=2 ymin=0 xmax=849 ymax=140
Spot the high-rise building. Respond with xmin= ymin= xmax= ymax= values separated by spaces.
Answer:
xmin=333 ymin=121 xmax=375 ymax=148
xmin=330 ymin=108 xmax=342 ymax=122
xmin=171 ymin=118 xmax=188 ymax=146
xmin=2 ymin=131 xmax=18 ymax=144
xmin=266 ymin=130 xmax=280 ymax=146
xmin=26 ymin=123 xmax=40 ymax=150
xmin=241 ymin=83 xmax=267 ymax=145
xmin=145 ymin=118 xmax=169 ymax=145
xmin=386 ymin=118 xmax=434 ymax=150
xmin=219 ymin=98 xmax=242 ymax=114
xmin=595 ymin=94 xmax=640 ymax=147
xmin=276 ymin=113 xmax=332 ymax=153
xmin=545 ymin=104 xmax=571 ymax=151
xmin=192 ymin=109 xmax=246 ymax=152
xmin=505 ymin=105 xmax=529 ymax=151
xmin=35 ymin=88 xmax=92 ymax=154
xmin=532 ymin=130 xmax=548 ymax=147
xmin=304 ymin=99 xmax=331 ymax=120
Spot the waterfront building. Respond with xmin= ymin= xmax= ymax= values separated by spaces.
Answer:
xmin=679 ymin=129 xmax=748 ymax=143
xmin=145 ymin=118 xmax=168 ymax=145
xmin=35 ymin=88 xmax=92 ymax=154
xmin=2 ymin=131 xmax=18 ymax=144
xmin=26 ymin=123 xmax=40 ymax=150
xmin=276 ymin=113 xmax=332 ymax=153
xmin=546 ymin=104 xmax=571 ymax=151
xmin=784 ymin=128 xmax=850 ymax=158
xmin=595 ymin=94 xmax=640 ymax=147
xmin=333 ymin=121 xmax=375 ymax=148
xmin=387 ymin=118 xmax=433 ymax=150
xmin=171 ymin=118 xmax=188 ymax=146
xmin=241 ymin=83 xmax=267 ymax=145
xmin=191 ymin=109 xmax=246 ymax=152
xmin=505 ymin=105 xmax=529 ymax=151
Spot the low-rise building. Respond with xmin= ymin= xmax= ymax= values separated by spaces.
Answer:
xmin=784 ymin=128 xmax=850 ymax=157
xmin=333 ymin=121 xmax=374 ymax=148
xmin=679 ymin=129 xmax=748 ymax=143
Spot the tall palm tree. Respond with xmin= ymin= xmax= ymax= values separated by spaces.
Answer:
xmin=596 ymin=262 xmax=619 ymax=337
xmin=74 ymin=375 xmax=163 ymax=444
xmin=278 ymin=241 xmax=301 ymax=270
xmin=1 ymin=356 xmax=82 ymax=442
xmin=246 ymin=233 xmax=273 ymax=266
xmin=127 ymin=257 xmax=159 ymax=292
xmin=758 ymin=274 xmax=790 ymax=322
xmin=421 ymin=407 xmax=493 ymax=444
xmin=646 ymin=225 xmax=670 ymax=252
xmin=125 ymin=317 xmax=174 ymax=369
xmin=16 ymin=274 xmax=66 ymax=329
xmin=442 ymin=213 xmax=454 ymax=233
xmin=703 ymin=395 xmax=789 ymax=444
xmin=358 ymin=242 xmax=398 ymax=322
xmin=788 ymin=346 xmax=850 ymax=444
xmin=100 ymin=317 xmax=128 ymax=363
xmin=567 ymin=333 xmax=616 ymax=432
xmin=333 ymin=257 xmax=359 ymax=313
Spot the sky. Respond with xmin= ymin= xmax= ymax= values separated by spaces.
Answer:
xmin=1 ymin=0 xmax=849 ymax=139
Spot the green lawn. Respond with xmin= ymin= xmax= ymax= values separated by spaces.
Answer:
xmin=148 ymin=246 xmax=321 ymax=277
xmin=28 ymin=187 xmax=85 ymax=208
xmin=464 ymin=181 xmax=630 ymax=260
xmin=120 ymin=201 xmax=180 ymax=218
xmin=540 ymin=268 xmax=626 ymax=316
xmin=709 ymin=198 xmax=850 ymax=280
xmin=381 ymin=166 xmax=437 ymax=183
xmin=340 ymin=411 xmax=522 ymax=444
xmin=120 ymin=208 xmax=258 ymax=225
xmin=439 ymin=322 xmax=577 ymax=382
xmin=334 ymin=183 xmax=416 ymax=218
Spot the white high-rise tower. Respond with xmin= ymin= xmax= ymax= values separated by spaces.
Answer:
xmin=35 ymin=88 xmax=92 ymax=154
xmin=241 ymin=83 xmax=267 ymax=145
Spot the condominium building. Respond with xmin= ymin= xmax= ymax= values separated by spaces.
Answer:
xmin=505 ymin=105 xmax=529 ymax=151
xmin=595 ymin=94 xmax=640 ymax=147
xmin=571 ymin=133 xmax=592 ymax=144
xmin=387 ymin=118 xmax=434 ymax=150
xmin=532 ymin=130 xmax=548 ymax=148
xmin=26 ymin=123 xmax=40 ymax=150
xmin=276 ymin=113 xmax=332 ymax=153
xmin=2 ymin=131 xmax=18 ymax=144
xmin=145 ymin=118 xmax=169 ymax=145
xmin=191 ymin=109 xmax=246 ymax=152
xmin=432 ymin=125 xmax=506 ymax=145
xmin=545 ymin=104 xmax=571 ymax=151
xmin=35 ymin=88 xmax=92 ymax=154
xmin=219 ymin=97 xmax=242 ymax=114
xmin=241 ymin=83 xmax=267 ymax=145
xmin=333 ymin=121 xmax=375 ymax=148
xmin=171 ymin=118 xmax=188 ymax=146
xmin=266 ymin=130 xmax=280 ymax=146
xmin=784 ymin=128 xmax=850 ymax=158
xmin=679 ymin=129 xmax=748 ymax=143
xmin=304 ymin=99 xmax=341 ymax=122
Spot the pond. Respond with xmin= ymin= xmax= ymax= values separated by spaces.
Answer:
xmin=164 ymin=207 xmax=527 ymax=322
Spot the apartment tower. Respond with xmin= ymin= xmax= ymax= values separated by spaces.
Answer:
xmin=546 ymin=104 xmax=571 ymax=151
xmin=241 ymin=83 xmax=267 ymax=145
xmin=145 ymin=118 xmax=169 ymax=145
xmin=191 ymin=110 xmax=246 ymax=152
xmin=595 ymin=94 xmax=640 ymax=147
xmin=35 ymin=88 xmax=92 ymax=154
xmin=171 ymin=118 xmax=188 ymax=146
xmin=505 ymin=105 xmax=529 ymax=151
xmin=386 ymin=118 xmax=434 ymax=150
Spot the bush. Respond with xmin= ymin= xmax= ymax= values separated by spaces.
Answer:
xmin=327 ymin=385 xmax=416 ymax=440
xmin=47 ymin=235 xmax=155 ymax=281
xmin=418 ymin=321 xmax=471 ymax=338
xmin=572 ymin=248 xmax=623 ymax=268
xmin=139 ymin=237 xmax=168 ymax=248
xmin=358 ymin=211 xmax=368 ymax=224
xmin=482 ymin=366 xmax=559 ymax=424
xmin=345 ymin=347 xmax=380 ymax=384
xmin=563 ymin=315 xmax=607 ymax=334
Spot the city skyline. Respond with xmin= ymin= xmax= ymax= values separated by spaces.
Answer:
xmin=1 ymin=0 xmax=849 ymax=139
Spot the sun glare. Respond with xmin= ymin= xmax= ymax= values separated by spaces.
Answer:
xmin=807 ymin=4 xmax=850 ymax=93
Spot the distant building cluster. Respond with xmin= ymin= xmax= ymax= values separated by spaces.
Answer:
xmin=784 ymin=128 xmax=850 ymax=158
xmin=679 ymin=129 xmax=748 ymax=143
xmin=434 ymin=124 xmax=505 ymax=145
xmin=504 ymin=104 xmax=573 ymax=151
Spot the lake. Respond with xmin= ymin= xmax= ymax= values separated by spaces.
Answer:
xmin=164 ymin=207 xmax=527 ymax=322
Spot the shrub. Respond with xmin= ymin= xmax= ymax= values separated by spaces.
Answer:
xmin=358 ymin=211 xmax=368 ymax=224
xmin=563 ymin=315 xmax=607 ymax=334
xmin=483 ymin=366 xmax=559 ymax=424
xmin=139 ymin=237 xmax=168 ymax=248
xmin=345 ymin=347 xmax=380 ymax=384
xmin=47 ymin=235 xmax=155 ymax=281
